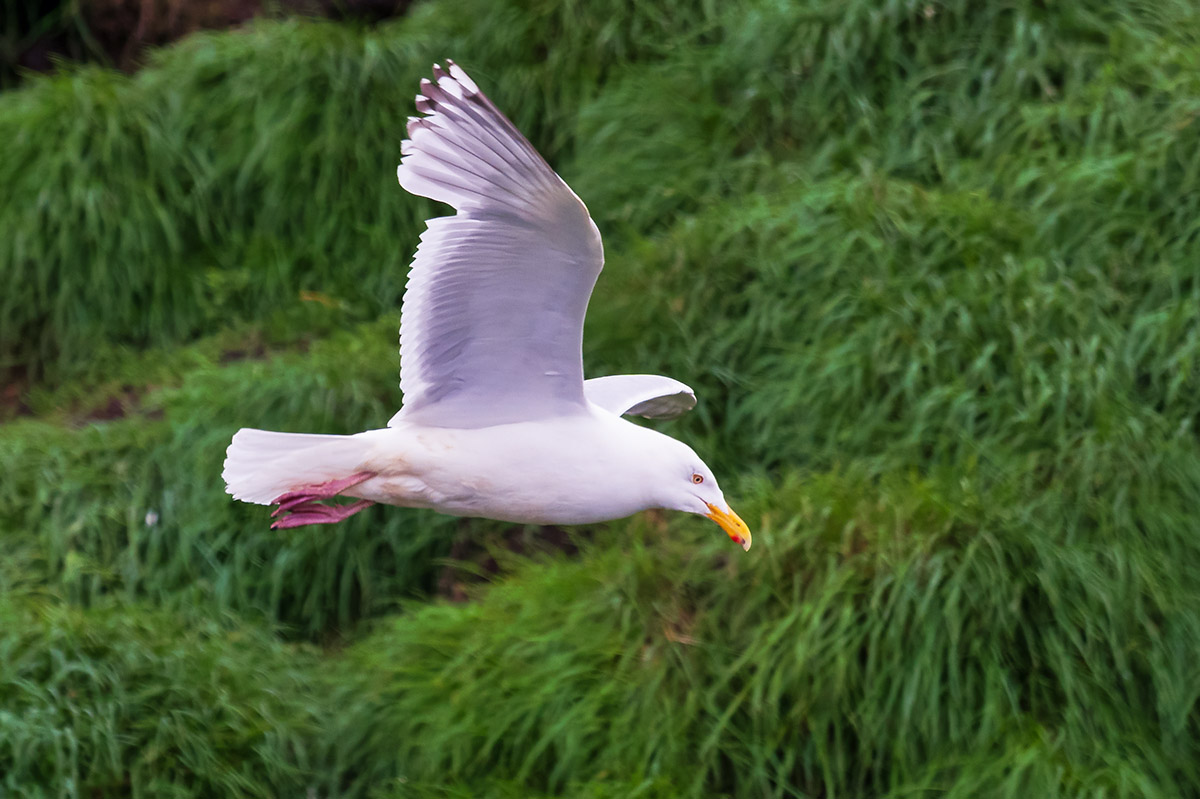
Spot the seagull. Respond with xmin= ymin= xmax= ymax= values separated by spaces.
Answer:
xmin=222 ymin=61 xmax=751 ymax=551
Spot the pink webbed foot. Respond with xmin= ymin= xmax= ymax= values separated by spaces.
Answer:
xmin=269 ymin=471 xmax=377 ymax=529
xmin=270 ymin=499 xmax=375 ymax=529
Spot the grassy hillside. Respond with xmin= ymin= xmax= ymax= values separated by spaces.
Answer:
xmin=2 ymin=0 xmax=1199 ymax=796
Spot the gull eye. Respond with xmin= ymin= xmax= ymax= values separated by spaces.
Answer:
xmin=692 ymin=473 xmax=704 ymax=484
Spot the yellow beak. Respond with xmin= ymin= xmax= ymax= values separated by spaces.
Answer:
xmin=705 ymin=502 xmax=752 ymax=551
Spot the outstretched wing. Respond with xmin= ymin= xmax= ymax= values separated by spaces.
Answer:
xmin=584 ymin=374 xmax=697 ymax=420
xmin=391 ymin=61 xmax=604 ymax=429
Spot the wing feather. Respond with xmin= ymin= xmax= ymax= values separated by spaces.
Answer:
xmin=392 ymin=62 xmax=604 ymax=428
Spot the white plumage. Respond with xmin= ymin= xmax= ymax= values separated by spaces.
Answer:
xmin=223 ymin=61 xmax=750 ymax=550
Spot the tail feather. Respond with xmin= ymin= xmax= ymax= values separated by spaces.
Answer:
xmin=222 ymin=428 xmax=372 ymax=505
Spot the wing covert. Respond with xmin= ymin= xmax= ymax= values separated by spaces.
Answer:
xmin=584 ymin=374 xmax=697 ymax=420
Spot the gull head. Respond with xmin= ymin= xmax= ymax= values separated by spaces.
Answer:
xmin=643 ymin=434 xmax=752 ymax=551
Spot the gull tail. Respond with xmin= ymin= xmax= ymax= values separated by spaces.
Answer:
xmin=222 ymin=428 xmax=373 ymax=506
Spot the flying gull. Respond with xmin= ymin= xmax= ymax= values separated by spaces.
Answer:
xmin=222 ymin=61 xmax=751 ymax=550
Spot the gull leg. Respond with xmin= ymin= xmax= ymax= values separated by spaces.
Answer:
xmin=268 ymin=471 xmax=376 ymax=529
xmin=271 ymin=472 xmax=376 ymax=509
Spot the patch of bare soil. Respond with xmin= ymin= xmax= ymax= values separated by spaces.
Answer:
xmin=13 ymin=0 xmax=413 ymax=80
xmin=0 ymin=367 xmax=33 ymax=420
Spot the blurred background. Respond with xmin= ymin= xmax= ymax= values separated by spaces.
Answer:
xmin=2 ymin=0 xmax=1199 ymax=796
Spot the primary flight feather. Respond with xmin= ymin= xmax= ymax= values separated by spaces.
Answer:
xmin=222 ymin=61 xmax=751 ymax=550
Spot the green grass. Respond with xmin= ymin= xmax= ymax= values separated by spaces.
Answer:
xmin=0 ymin=596 xmax=323 ymax=797
xmin=0 ymin=0 xmax=728 ymax=383
xmin=2 ymin=0 xmax=1200 ymax=795
xmin=0 ymin=320 xmax=466 ymax=635
xmin=320 ymin=463 xmax=1200 ymax=797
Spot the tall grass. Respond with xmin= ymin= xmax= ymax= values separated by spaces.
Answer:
xmin=0 ymin=0 xmax=726 ymax=383
xmin=317 ymin=458 xmax=1200 ymax=797
xmin=0 ymin=321 xmax=467 ymax=635
xmin=2 ymin=0 xmax=1199 ymax=795
xmin=0 ymin=596 xmax=323 ymax=797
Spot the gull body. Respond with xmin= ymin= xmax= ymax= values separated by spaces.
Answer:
xmin=222 ymin=61 xmax=750 ymax=549
xmin=346 ymin=409 xmax=723 ymax=526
